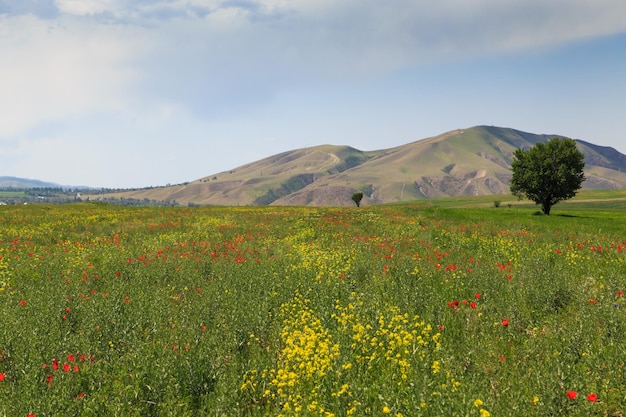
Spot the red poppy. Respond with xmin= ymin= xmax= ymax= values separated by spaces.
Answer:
xmin=19 ymin=300 xmax=26 ymax=306
xmin=475 ymin=293 xmax=481 ymax=299
xmin=52 ymin=359 xmax=59 ymax=370
xmin=587 ymin=393 xmax=597 ymax=402
xmin=470 ymin=301 xmax=477 ymax=309
xmin=618 ymin=291 xmax=624 ymax=297
xmin=63 ymin=363 xmax=70 ymax=372
xmin=0 ymin=372 xmax=5 ymax=381
xmin=566 ymin=391 xmax=578 ymax=400
xmin=67 ymin=354 xmax=75 ymax=362
xmin=502 ymin=318 xmax=509 ymax=327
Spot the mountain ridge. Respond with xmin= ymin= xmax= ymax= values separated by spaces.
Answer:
xmin=61 ymin=126 xmax=626 ymax=205
xmin=0 ymin=176 xmax=92 ymax=189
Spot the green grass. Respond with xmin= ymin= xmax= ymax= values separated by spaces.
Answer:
xmin=1 ymin=196 xmax=626 ymax=416
xmin=419 ymin=189 xmax=626 ymax=210
xmin=0 ymin=191 xmax=26 ymax=197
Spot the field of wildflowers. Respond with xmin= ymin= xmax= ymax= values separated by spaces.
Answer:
xmin=0 ymin=202 xmax=625 ymax=416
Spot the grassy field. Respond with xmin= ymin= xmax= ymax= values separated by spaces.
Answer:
xmin=0 ymin=191 xmax=26 ymax=198
xmin=419 ymin=189 xmax=626 ymax=210
xmin=1 ymin=196 xmax=625 ymax=416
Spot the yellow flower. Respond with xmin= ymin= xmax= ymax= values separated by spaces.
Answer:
xmin=479 ymin=409 xmax=491 ymax=417
xmin=473 ymin=399 xmax=484 ymax=408
xmin=382 ymin=406 xmax=391 ymax=414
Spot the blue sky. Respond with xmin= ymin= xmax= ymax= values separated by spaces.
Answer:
xmin=1 ymin=0 xmax=626 ymax=188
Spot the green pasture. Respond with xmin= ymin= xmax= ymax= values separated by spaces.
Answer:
xmin=0 ymin=194 xmax=625 ymax=416
xmin=420 ymin=189 xmax=626 ymax=210
xmin=0 ymin=191 xmax=26 ymax=197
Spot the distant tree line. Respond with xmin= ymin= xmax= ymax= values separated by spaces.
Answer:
xmin=0 ymin=187 xmax=180 ymax=207
xmin=0 ymin=187 xmax=81 ymax=205
xmin=86 ymin=182 xmax=191 ymax=195
xmin=95 ymin=197 xmax=181 ymax=207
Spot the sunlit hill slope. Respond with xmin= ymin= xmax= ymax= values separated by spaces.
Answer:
xmin=95 ymin=126 xmax=626 ymax=206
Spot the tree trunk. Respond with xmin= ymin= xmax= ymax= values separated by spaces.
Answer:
xmin=542 ymin=202 xmax=551 ymax=215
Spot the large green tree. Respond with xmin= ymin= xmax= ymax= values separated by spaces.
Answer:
xmin=510 ymin=137 xmax=585 ymax=215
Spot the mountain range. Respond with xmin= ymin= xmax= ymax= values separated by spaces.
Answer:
xmin=90 ymin=126 xmax=626 ymax=206
xmin=0 ymin=176 xmax=93 ymax=190
xmin=0 ymin=176 xmax=65 ymax=189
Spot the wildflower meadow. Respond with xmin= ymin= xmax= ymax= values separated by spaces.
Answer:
xmin=0 ymin=201 xmax=625 ymax=416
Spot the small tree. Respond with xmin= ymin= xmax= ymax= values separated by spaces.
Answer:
xmin=351 ymin=192 xmax=364 ymax=207
xmin=509 ymin=137 xmax=585 ymax=215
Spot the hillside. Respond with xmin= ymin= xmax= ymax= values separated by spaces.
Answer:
xmin=91 ymin=126 xmax=626 ymax=206
xmin=0 ymin=176 xmax=91 ymax=190
xmin=0 ymin=176 xmax=63 ymax=188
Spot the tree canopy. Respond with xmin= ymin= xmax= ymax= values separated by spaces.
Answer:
xmin=351 ymin=192 xmax=364 ymax=207
xmin=509 ymin=137 xmax=585 ymax=215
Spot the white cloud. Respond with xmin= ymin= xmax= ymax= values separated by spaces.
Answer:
xmin=118 ymin=0 xmax=626 ymax=120
xmin=3 ymin=0 xmax=626 ymax=158
xmin=54 ymin=0 xmax=128 ymax=16
xmin=428 ymin=0 xmax=626 ymax=53
xmin=0 ymin=14 xmax=141 ymax=137
xmin=189 ymin=0 xmax=626 ymax=78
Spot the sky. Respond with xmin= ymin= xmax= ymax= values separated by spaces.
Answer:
xmin=1 ymin=0 xmax=626 ymax=189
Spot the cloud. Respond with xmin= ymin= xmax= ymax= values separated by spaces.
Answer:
xmin=429 ymin=0 xmax=626 ymax=53
xmin=2 ymin=0 xmax=626 ymax=140
xmin=54 ymin=0 xmax=126 ymax=16
xmin=0 ymin=14 xmax=141 ymax=137
xmin=0 ymin=0 xmax=58 ymax=18
xmin=131 ymin=0 xmax=626 ymax=80
xmin=129 ymin=0 xmax=626 ymax=122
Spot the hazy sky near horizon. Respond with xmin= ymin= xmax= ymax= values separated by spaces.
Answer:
xmin=2 ymin=0 xmax=626 ymax=188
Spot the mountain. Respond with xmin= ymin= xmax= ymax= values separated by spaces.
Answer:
xmin=93 ymin=126 xmax=626 ymax=206
xmin=0 ymin=176 xmax=91 ymax=189
xmin=0 ymin=176 xmax=64 ymax=188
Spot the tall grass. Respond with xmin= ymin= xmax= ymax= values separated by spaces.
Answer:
xmin=0 ymin=202 xmax=625 ymax=416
